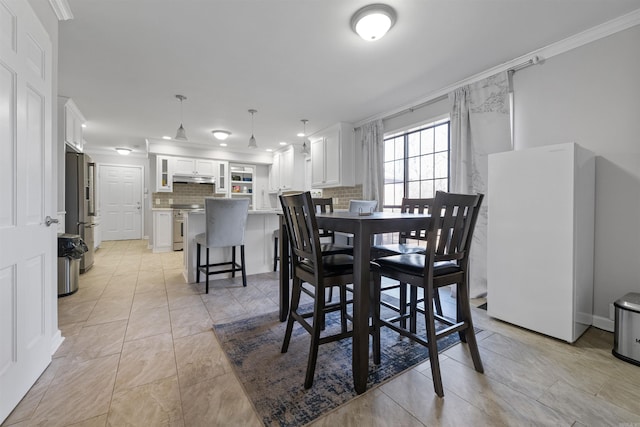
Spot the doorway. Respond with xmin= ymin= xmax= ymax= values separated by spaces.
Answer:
xmin=99 ymin=164 xmax=144 ymax=240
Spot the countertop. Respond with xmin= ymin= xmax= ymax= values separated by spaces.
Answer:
xmin=187 ymin=209 xmax=280 ymax=215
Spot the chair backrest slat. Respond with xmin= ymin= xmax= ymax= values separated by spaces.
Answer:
xmin=312 ymin=197 xmax=334 ymax=240
xmin=280 ymin=192 xmax=323 ymax=273
xmin=400 ymin=198 xmax=434 ymax=242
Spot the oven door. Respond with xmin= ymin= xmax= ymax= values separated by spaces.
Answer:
xmin=173 ymin=215 xmax=184 ymax=251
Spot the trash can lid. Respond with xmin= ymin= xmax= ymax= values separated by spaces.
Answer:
xmin=614 ymin=292 xmax=640 ymax=313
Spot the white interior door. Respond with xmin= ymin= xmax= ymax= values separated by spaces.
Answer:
xmin=0 ymin=0 xmax=55 ymax=422
xmin=100 ymin=164 xmax=143 ymax=240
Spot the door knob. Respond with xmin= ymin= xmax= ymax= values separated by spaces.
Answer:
xmin=45 ymin=216 xmax=59 ymax=227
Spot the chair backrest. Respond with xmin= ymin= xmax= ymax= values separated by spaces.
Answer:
xmin=311 ymin=197 xmax=335 ymax=240
xmin=348 ymin=200 xmax=378 ymax=215
xmin=204 ymin=197 xmax=250 ymax=248
xmin=400 ymin=198 xmax=434 ymax=242
xmin=426 ymin=191 xmax=483 ymax=268
xmin=279 ymin=192 xmax=323 ymax=273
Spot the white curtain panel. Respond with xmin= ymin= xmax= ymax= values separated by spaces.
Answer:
xmin=449 ymin=71 xmax=511 ymax=297
xmin=361 ymin=119 xmax=385 ymax=210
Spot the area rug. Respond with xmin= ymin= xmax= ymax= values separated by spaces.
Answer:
xmin=213 ymin=299 xmax=472 ymax=427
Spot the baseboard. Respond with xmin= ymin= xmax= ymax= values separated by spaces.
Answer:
xmin=592 ymin=315 xmax=615 ymax=332
xmin=50 ymin=329 xmax=64 ymax=355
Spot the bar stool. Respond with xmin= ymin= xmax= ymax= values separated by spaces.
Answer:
xmin=196 ymin=197 xmax=250 ymax=293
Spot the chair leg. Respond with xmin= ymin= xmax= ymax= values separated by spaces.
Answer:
xmin=424 ymin=285 xmax=444 ymax=397
xmin=231 ymin=246 xmax=236 ymax=278
xmin=240 ymin=245 xmax=247 ymax=287
xmin=304 ymin=287 xmax=324 ymax=389
xmin=273 ymin=235 xmax=278 ymax=272
xmin=398 ymin=282 xmax=407 ymax=329
xmin=457 ymin=280 xmax=484 ymax=373
xmin=409 ymin=286 xmax=418 ymax=333
xmin=434 ymin=287 xmax=443 ymax=317
xmin=196 ymin=243 xmax=201 ymax=283
xmin=205 ymin=247 xmax=210 ymax=294
xmin=282 ymin=277 xmax=302 ymax=353
xmin=339 ymin=285 xmax=348 ymax=334
xmin=372 ymin=267 xmax=382 ymax=365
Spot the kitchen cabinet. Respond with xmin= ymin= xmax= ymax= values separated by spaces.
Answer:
xmin=59 ymin=97 xmax=85 ymax=152
xmin=215 ymin=160 xmax=229 ymax=194
xmin=172 ymin=158 xmax=216 ymax=176
xmin=269 ymin=146 xmax=305 ymax=192
xmin=155 ymin=155 xmax=173 ymax=192
xmin=229 ymin=164 xmax=255 ymax=209
xmin=310 ymin=122 xmax=354 ymax=188
xmin=487 ymin=143 xmax=595 ymax=343
xmin=153 ymin=210 xmax=173 ymax=253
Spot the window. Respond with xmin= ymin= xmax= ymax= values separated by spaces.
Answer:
xmin=383 ymin=118 xmax=450 ymax=210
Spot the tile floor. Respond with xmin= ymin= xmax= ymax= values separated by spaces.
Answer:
xmin=3 ymin=239 xmax=640 ymax=426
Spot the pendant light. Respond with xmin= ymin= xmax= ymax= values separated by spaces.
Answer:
xmin=300 ymin=119 xmax=310 ymax=155
xmin=175 ymin=94 xmax=188 ymax=140
xmin=248 ymin=109 xmax=257 ymax=149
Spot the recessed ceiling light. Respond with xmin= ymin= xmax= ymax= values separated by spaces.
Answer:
xmin=115 ymin=147 xmax=132 ymax=155
xmin=279 ymin=141 xmax=287 ymax=146
xmin=220 ymin=143 xmax=227 ymax=147
xmin=81 ymin=123 xmax=87 ymax=128
xmin=297 ymin=132 xmax=305 ymax=137
xmin=351 ymin=4 xmax=397 ymax=41
xmin=212 ymin=130 xmax=231 ymax=140
xmin=162 ymin=136 xmax=171 ymax=140
xmin=266 ymin=148 xmax=273 ymax=152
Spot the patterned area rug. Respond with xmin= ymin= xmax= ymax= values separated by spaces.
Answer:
xmin=213 ymin=299 xmax=471 ymax=427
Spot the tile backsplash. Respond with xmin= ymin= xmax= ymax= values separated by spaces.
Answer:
xmin=321 ymin=184 xmax=364 ymax=210
xmin=152 ymin=183 xmax=224 ymax=208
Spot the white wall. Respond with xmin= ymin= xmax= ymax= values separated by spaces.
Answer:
xmin=513 ymin=25 xmax=640 ymax=323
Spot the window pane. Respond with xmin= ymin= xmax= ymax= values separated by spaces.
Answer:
xmin=394 ymin=137 xmax=404 ymax=159
xmin=421 ymin=128 xmax=434 ymax=154
xmin=407 ymin=156 xmax=420 ymax=181
xmin=393 ymin=183 xmax=404 ymax=204
xmin=394 ymin=159 xmax=404 ymax=181
xmin=434 ymin=178 xmax=448 ymax=193
xmin=434 ymin=152 xmax=448 ymax=178
xmin=408 ymin=180 xmax=420 ymax=198
xmin=421 ymin=181 xmax=434 ymax=198
xmin=421 ymin=153 xmax=434 ymax=177
xmin=384 ymin=162 xmax=396 ymax=184
xmin=384 ymin=140 xmax=395 ymax=161
xmin=384 ymin=184 xmax=396 ymax=206
xmin=435 ymin=124 xmax=448 ymax=152
xmin=408 ymin=132 xmax=420 ymax=157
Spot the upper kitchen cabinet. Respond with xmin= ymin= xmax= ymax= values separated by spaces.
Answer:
xmin=155 ymin=155 xmax=173 ymax=192
xmin=229 ymin=164 xmax=255 ymax=209
xmin=269 ymin=145 xmax=305 ymax=192
xmin=59 ymin=97 xmax=86 ymax=152
xmin=215 ymin=160 xmax=229 ymax=194
xmin=310 ymin=122 xmax=354 ymax=188
xmin=172 ymin=158 xmax=216 ymax=176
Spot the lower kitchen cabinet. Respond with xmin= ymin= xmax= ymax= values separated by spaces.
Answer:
xmin=153 ymin=209 xmax=173 ymax=253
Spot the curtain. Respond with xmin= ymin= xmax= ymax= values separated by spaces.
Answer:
xmin=449 ymin=71 xmax=511 ymax=297
xmin=361 ymin=119 xmax=385 ymax=210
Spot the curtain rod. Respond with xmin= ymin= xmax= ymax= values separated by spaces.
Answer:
xmin=354 ymin=54 xmax=543 ymax=129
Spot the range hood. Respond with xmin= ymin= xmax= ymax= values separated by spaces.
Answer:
xmin=172 ymin=174 xmax=215 ymax=184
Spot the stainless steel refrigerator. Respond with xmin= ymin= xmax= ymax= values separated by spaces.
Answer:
xmin=65 ymin=152 xmax=96 ymax=273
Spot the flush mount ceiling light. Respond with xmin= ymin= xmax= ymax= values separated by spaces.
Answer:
xmin=212 ymin=130 xmax=231 ymax=140
xmin=174 ymin=94 xmax=188 ymax=140
xmin=248 ymin=109 xmax=258 ymax=149
xmin=115 ymin=147 xmax=132 ymax=155
xmin=350 ymin=4 xmax=397 ymax=41
xmin=300 ymin=119 xmax=310 ymax=155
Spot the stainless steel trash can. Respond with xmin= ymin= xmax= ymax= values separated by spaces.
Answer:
xmin=58 ymin=256 xmax=80 ymax=297
xmin=613 ymin=292 xmax=640 ymax=366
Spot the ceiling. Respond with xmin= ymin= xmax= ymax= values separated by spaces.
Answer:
xmin=58 ymin=0 xmax=640 ymax=157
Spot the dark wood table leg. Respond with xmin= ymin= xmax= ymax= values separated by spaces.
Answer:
xmin=278 ymin=215 xmax=290 ymax=322
xmin=352 ymin=224 xmax=371 ymax=394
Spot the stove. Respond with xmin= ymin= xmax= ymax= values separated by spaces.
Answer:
xmin=171 ymin=204 xmax=203 ymax=251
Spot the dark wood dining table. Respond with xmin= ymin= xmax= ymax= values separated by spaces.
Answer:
xmin=278 ymin=210 xmax=430 ymax=394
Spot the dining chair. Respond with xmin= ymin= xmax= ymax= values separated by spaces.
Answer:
xmin=195 ymin=197 xmax=250 ymax=293
xmin=371 ymin=191 xmax=484 ymax=397
xmin=338 ymin=199 xmax=378 ymax=246
xmin=279 ymin=191 xmax=359 ymax=389
xmin=371 ymin=198 xmax=442 ymax=330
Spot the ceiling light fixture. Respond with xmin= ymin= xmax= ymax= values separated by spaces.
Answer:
xmin=300 ymin=119 xmax=310 ymax=155
xmin=162 ymin=136 xmax=171 ymax=140
xmin=350 ymin=4 xmax=397 ymax=41
xmin=212 ymin=130 xmax=231 ymax=140
xmin=115 ymin=147 xmax=132 ymax=155
xmin=175 ymin=94 xmax=188 ymax=140
xmin=248 ymin=109 xmax=257 ymax=149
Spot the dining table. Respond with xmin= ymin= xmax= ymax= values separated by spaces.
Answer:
xmin=278 ymin=210 xmax=430 ymax=395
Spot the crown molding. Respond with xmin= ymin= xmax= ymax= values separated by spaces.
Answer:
xmin=48 ymin=0 xmax=73 ymax=21
xmin=354 ymin=8 xmax=640 ymax=128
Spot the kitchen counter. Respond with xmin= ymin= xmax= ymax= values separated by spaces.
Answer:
xmin=182 ymin=209 xmax=279 ymax=283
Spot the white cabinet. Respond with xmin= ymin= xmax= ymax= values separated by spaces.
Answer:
xmin=310 ymin=122 xmax=354 ymax=188
xmin=215 ymin=160 xmax=229 ymax=194
xmin=59 ymin=97 xmax=85 ymax=152
xmin=172 ymin=158 xmax=216 ymax=176
xmin=269 ymin=146 xmax=305 ymax=192
xmin=487 ymin=143 xmax=595 ymax=343
xmin=94 ymin=218 xmax=101 ymax=250
xmin=153 ymin=210 xmax=173 ymax=253
xmin=155 ymin=155 xmax=173 ymax=192
xmin=229 ymin=164 xmax=255 ymax=209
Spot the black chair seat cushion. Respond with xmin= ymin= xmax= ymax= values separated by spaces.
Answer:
xmin=375 ymin=253 xmax=460 ymax=277
xmin=299 ymin=254 xmax=354 ymax=276
xmin=320 ymin=243 xmax=353 ymax=255
xmin=371 ymin=243 xmax=425 ymax=258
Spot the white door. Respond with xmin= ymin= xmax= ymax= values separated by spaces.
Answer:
xmin=0 ymin=0 xmax=55 ymax=422
xmin=100 ymin=165 xmax=143 ymax=240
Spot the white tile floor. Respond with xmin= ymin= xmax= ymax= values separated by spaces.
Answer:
xmin=3 ymin=239 xmax=640 ymax=426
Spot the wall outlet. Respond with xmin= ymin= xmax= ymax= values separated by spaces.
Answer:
xmin=155 ymin=198 xmax=160 ymax=205
xmin=169 ymin=198 xmax=173 ymax=205
xmin=610 ymin=303 xmax=615 ymax=320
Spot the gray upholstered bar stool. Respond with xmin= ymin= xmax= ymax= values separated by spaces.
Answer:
xmin=196 ymin=197 xmax=250 ymax=293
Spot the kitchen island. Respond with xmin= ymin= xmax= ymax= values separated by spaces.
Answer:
xmin=183 ymin=209 xmax=279 ymax=283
